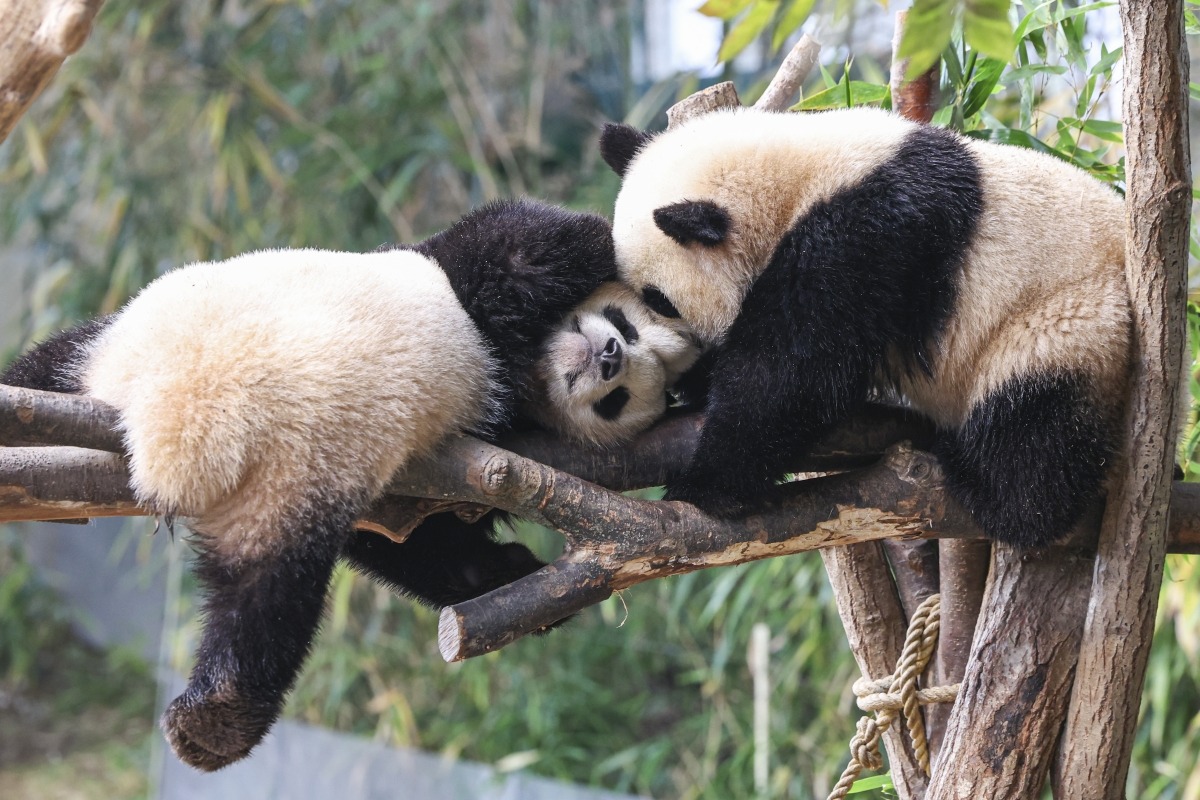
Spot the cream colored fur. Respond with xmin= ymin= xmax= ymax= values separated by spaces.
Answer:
xmin=82 ymin=249 xmax=496 ymax=561
xmin=896 ymin=139 xmax=1128 ymax=425
xmin=611 ymin=106 xmax=1130 ymax=426
xmin=531 ymin=282 xmax=703 ymax=446
xmin=613 ymin=107 xmax=912 ymax=343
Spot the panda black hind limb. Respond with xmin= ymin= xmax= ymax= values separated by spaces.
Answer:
xmin=1 ymin=200 xmax=701 ymax=772
xmin=599 ymin=106 xmax=1131 ymax=548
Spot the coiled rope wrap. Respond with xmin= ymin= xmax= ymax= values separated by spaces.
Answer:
xmin=827 ymin=593 xmax=960 ymax=800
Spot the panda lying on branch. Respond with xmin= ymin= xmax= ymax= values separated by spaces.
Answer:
xmin=1 ymin=199 xmax=702 ymax=771
xmin=601 ymin=106 xmax=1131 ymax=549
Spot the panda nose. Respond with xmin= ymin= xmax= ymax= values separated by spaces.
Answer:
xmin=599 ymin=338 xmax=623 ymax=381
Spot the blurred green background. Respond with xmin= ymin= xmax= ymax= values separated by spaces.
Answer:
xmin=1 ymin=1 xmax=1199 ymax=798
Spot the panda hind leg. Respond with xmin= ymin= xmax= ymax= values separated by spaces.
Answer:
xmin=933 ymin=372 xmax=1116 ymax=548
xmin=344 ymin=510 xmax=554 ymax=614
xmin=162 ymin=493 xmax=360 ymax=772
xmin=1 ymin=316 xmax=113 ymax=392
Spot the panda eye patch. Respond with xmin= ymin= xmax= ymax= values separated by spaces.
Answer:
xmin=641 ymin=286 xmax=681 ymax=319
xmin=592 ymin=387 xmax=630 ymax=420
xmin=602 ymin=306 xmax=639 ymax=343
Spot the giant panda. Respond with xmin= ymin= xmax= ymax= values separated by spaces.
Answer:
xmin=598 ymin=106 xmax=1130 ymax=548
xmin=1 ymin=199 xmax=700 ymax=772
xmin=347 ymin=279 xmax=705 ymax=611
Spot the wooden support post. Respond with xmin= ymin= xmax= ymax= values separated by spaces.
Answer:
xmin=822 ymin=544 xmax=929 ymax=799
xmin=926 ymin=547 xmax=1093 ymax=797
xmin=881 ymin=9 xmax=955 ymax=762
xmin=1055 ymin=1 xmax=1191 ymax=795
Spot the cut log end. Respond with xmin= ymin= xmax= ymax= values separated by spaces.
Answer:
xmin=438 ymin=606 xmax=467 ymax=663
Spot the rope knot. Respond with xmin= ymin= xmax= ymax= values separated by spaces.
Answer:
xmin=826 ymin=593 xmax=961 ymax=800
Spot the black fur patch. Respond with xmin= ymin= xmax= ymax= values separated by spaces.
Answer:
xmin=669 ymin=124 xmax=984 ymax=517
xmin=641 ymin=286 xmax=681 ymax=319
xmin=934 ymin=372 xmax=1115 ymax=547
xmin=394 ymin=199 xmax=617 ymax=410
xmin=602 ymin=305 xmax=639 ymax=344
xmin=600 ymin=123 xmax=654 ymax=177
xmin=593 ymin=386 xmax=631 ymax=420
xmin=162 ymin=492 xmax=362 ymax=772
xmin=653 ymin=200 xmax=731 ymax=247
xmin=343 ymin=510 xmax=547 ymax=609
xmin=1 ymin=315 xmax=114 ymax=393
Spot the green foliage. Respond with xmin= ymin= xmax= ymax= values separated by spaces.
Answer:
xmin=792 ymin=62 xmax=890 ymax=110
xmin=0 ymin=0 xmax=630 ymax=340
xmin=0 ymin=531 xmax=69 ymax=687
xmin=699 ymin=0 xmax=1014 ymax=77
xmin=275 ymin=530 xmax=864 ymax=799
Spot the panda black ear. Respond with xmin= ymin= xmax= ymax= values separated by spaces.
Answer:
xmin=652 ymin=200 xmax=730 ymax=247
xmin=600 ymin=123 xmax=653 ymax=177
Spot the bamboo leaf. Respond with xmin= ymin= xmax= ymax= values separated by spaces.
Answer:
xmin=962 ymin=56 xmax=1006 ymax=118
xmin=847 ymin=774 xmax=894 ymax=794
xmin=771 ymin=0 xmax=817 ymax=52
xmin=794 ymin=80 xmax=888 ymax=110
xmin=718 ymin=0 xmax=781 ymax=63
xmin=698 ymin=0 xmax=755 ymax=19
xmin=898 ymin=0 xmax=955 ymax=78
xmin=964 ymin=0 xmax=1014 ymax=62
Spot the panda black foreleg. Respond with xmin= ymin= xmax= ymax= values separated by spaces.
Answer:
xmin=665 ymin=344 xmax=871 ymax=517
xmin=161 ymin=494 xmax=358 ymax=772
xmin=664 ymin=227 xmax=892 ymax=517
xmin=343 ymin=510 xmax=550 ymax=609
xmin=933 ymin=372 xmax=1116 ymax=548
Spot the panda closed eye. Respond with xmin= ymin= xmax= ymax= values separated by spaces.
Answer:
xmin=641 ymin=286 xmax=681 ymax=319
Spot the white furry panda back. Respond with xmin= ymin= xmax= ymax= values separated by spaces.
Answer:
xmin=83 ymin=249 xmax=496 ymax=558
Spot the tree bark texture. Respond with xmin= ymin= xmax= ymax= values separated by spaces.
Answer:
xmin=1056 ymin=2 xmax=1192 ymax=796
xmin=926 ymin=546 xmax=1094 ymax=798
xmin=929 ymin=540 xmax=990 ymax=764
xmin=822 ymin=543 xmax=929 ymax=800
xmin=0 ymin=0 xmax=104 ymax=144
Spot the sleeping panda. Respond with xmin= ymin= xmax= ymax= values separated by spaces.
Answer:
xmin=346 ymin=279 xmax=705 ymax=611
xmin=599 ymin=106 xmax=1130 ymax=548
xmin=1 ymin=199 xmax=695 ymax=772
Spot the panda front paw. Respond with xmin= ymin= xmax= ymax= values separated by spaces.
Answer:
xmin=664 ymin=474 xmax=755 ymax=519
xmin=162 ymin=685 xmax=281 ymax=772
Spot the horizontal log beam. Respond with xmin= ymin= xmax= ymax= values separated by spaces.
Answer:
xmin=4 ymin=385 xmax=1200 ymax=660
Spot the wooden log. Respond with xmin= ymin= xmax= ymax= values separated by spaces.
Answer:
xmin=929 ymin=540 xmax=989 ymax=768
xmin=665 ymin=82 xmax=741 ymax=128
xmin=925 ymin=546 xmax=1094 ymax=798
xmin=1056 ymin=1 xmax=1192 ymax=795
xmin=753 ymin=34 xmax=821 ymax=111
xmin=0 ymin=0 xmax=104 ymax=144
xmin=822 ymin=543 xmax=929 ymax=800
xmin=0 ymin=384 xmax=124 ymax=452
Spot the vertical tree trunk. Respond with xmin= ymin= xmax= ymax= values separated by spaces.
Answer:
xmin=925 ymin=547 xmax=1093 ymax=798
xmin=822 ymin=544 xmax=930 ymax=800
xmin=1055 ymin=2 xmax=1191 ymax=796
